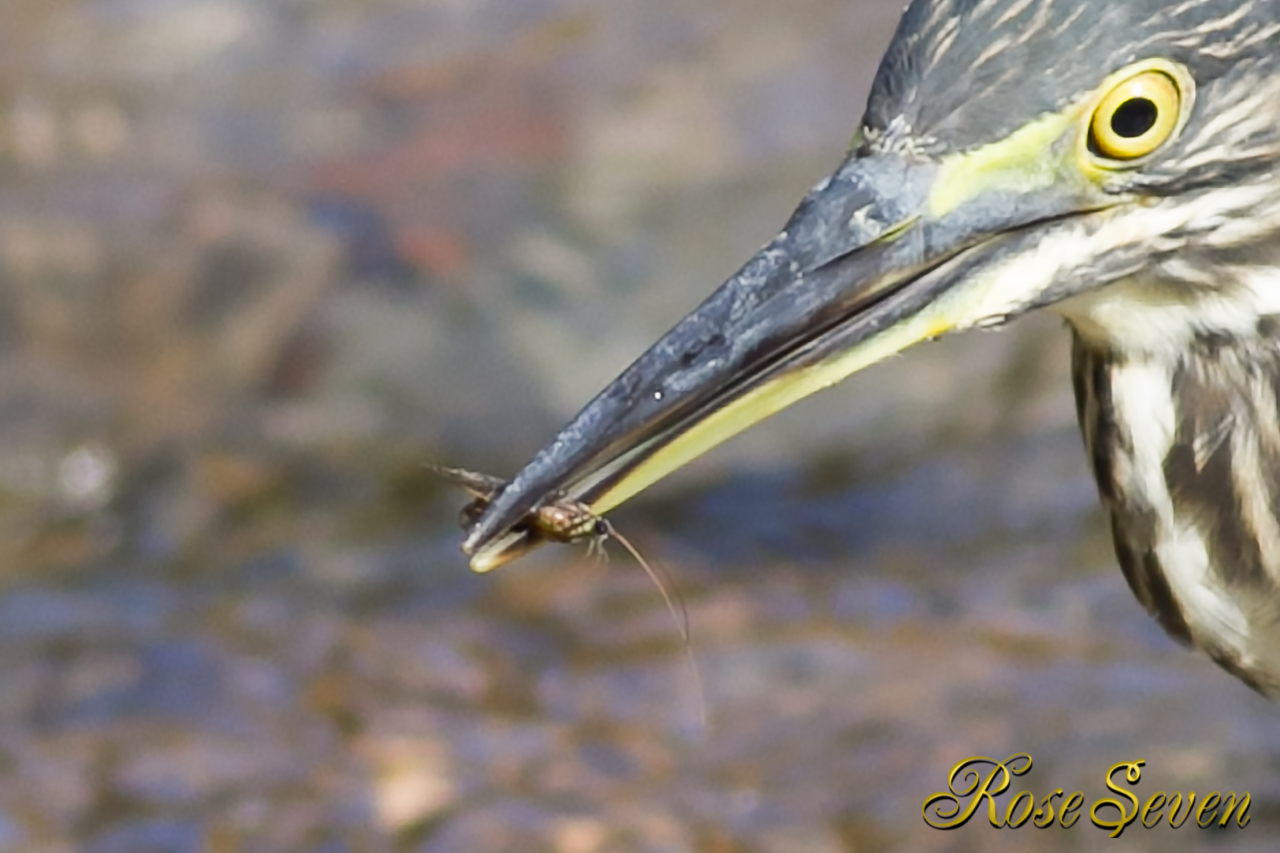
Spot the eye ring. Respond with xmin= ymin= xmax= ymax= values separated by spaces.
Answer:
xmin=1089 ymin=70 xmax=1183 ymax=161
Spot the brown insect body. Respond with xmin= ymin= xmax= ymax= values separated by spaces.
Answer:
xmin=430 ymin=463 xmax=606 ymax=546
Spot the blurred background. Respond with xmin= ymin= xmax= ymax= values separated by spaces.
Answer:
xmin=1 ymin=1 xmax=1278 ymax=851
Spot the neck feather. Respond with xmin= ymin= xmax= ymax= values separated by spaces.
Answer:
xmin=1072 ymin=323 xmax=1280 ymax=695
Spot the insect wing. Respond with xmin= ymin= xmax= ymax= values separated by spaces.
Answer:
xmin=428 ymin=463 xmax=507 ymax=502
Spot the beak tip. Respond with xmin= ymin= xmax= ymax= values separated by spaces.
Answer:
xmin=460 ymin=531 xmax=480 ymax=556
xmin=462 ymin=528 xmax=539 ymax=573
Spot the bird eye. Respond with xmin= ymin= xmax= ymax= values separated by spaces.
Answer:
xmin=1089 ymin=70 xmax=1182 ymax=161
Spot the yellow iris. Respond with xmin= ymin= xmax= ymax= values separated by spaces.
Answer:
xmin=1089 ymin=70 xmax=1183 ymax=161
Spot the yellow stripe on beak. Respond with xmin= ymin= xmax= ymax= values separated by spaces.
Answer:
xmin=591 ymin=300 xmax=956 ymax=514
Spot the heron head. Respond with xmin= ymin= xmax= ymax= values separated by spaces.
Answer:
xmin=463 ymin=0 xmax=1280 ymax=571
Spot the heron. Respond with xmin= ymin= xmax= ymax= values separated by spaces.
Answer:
xmin=459 ymin=0 xmax=1280 ymax=695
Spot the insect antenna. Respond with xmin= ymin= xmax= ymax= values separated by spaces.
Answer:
xmin=596 ymin=519 xmax=707 ymax=730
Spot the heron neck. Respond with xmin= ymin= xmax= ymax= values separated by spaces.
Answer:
xmin=1071 ymin=329 xmax=1280 ymax=695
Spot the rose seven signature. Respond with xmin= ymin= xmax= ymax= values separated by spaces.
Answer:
xmin=923 ymin=754 xmax=1250 ymax=835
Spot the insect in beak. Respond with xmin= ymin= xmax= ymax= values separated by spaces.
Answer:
xmin=431 ymin=462 xmax=707 ymax=726
xmin=431 ymin=463 xmax=609 ymax=550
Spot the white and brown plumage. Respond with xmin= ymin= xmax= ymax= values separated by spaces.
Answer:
xmin=460 ymin=0 xmax=1280 ymax=694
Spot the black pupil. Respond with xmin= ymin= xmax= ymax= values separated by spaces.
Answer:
xmin=1110 ymin=97 xmax=1159 ymax=139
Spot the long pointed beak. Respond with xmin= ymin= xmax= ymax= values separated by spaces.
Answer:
xmin=461 ymin=118 xmax=1106 ymax=570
